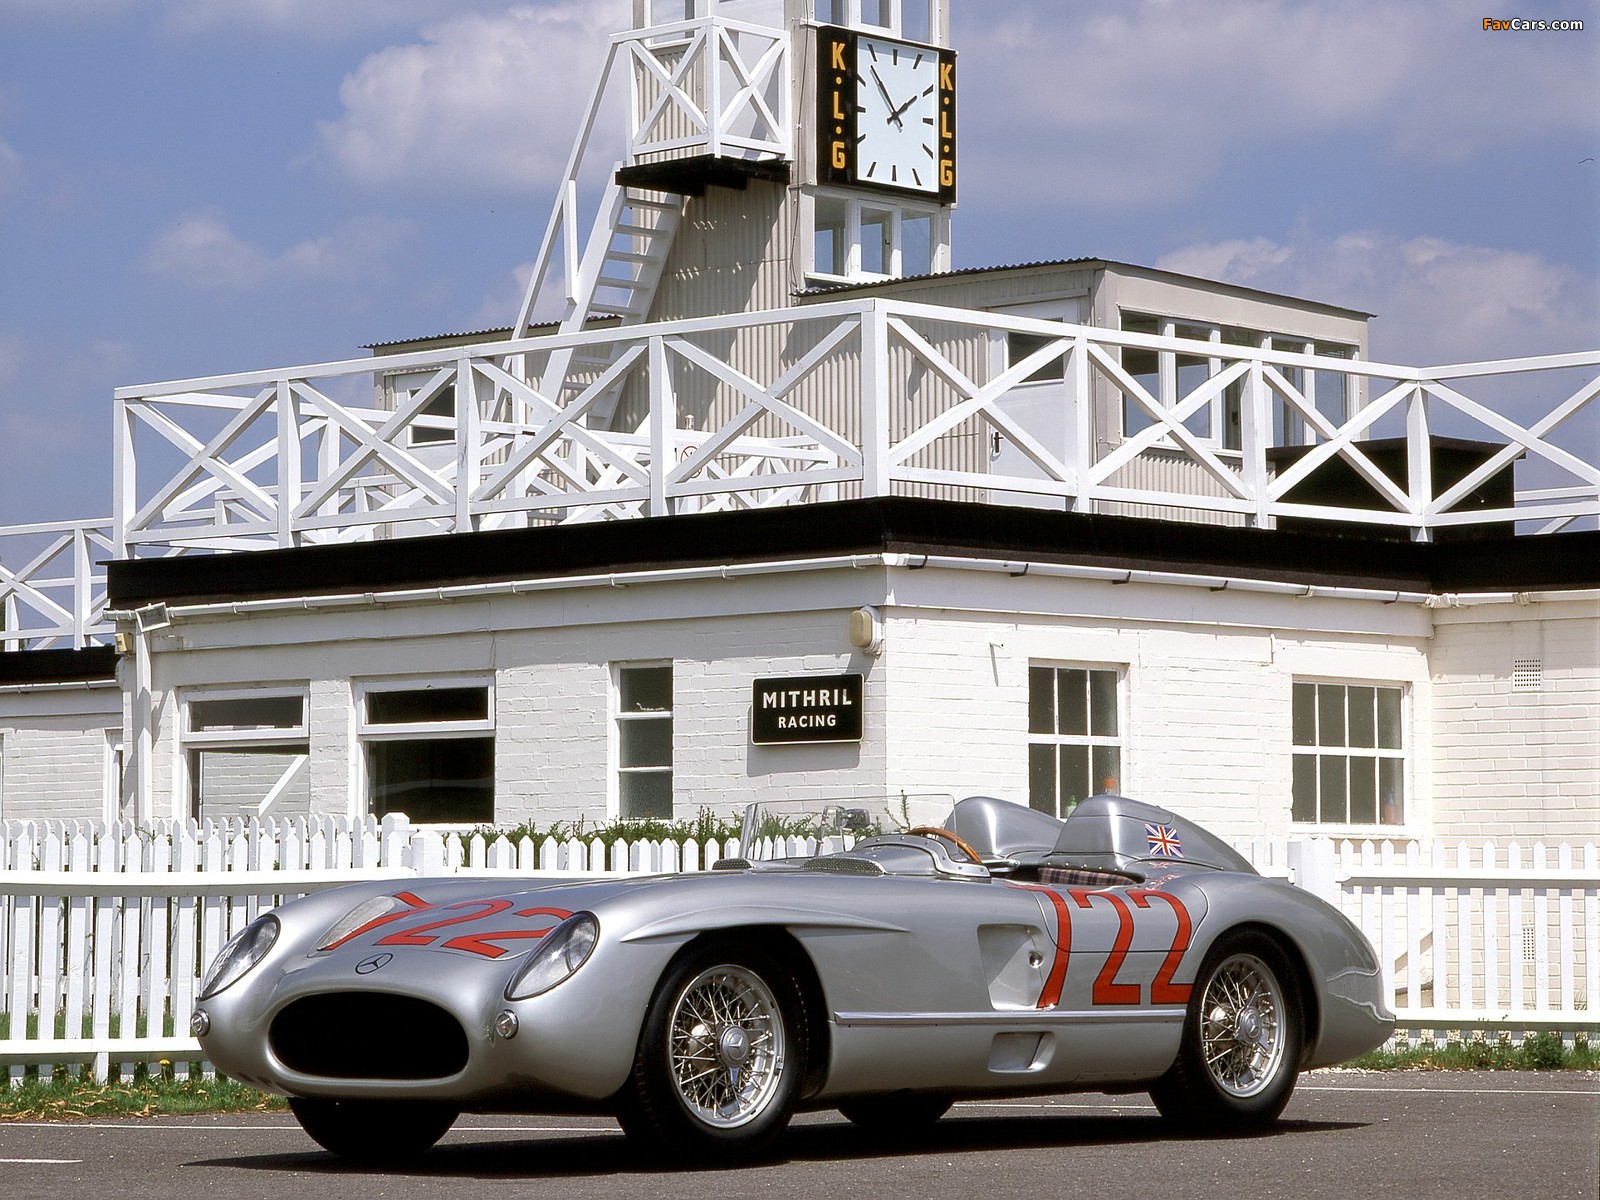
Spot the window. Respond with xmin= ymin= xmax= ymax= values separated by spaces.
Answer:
xmin=1028 ymin=665 xmax=1122 ymax=818
xmin=1119 ymin=312 xmax=1356 ymax=453
xmin=359 ymin=682 xmax=494 ymax=825
xmin=1292 ymin=682 xmax=1405 ymax=827
xmin=816 ymin=0 xmax=934 ymax=36
xmin=184 ymin=691 xmax=310 ymax=821
xmin=410 ymin=385 xmax=455 ymax=446
xmin=616 ymin=664 xmax=673 ymax=819
xmin=808 ymin=192 xmax=945 ymax=283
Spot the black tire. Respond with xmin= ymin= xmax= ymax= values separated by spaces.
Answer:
xmin=288 ymin=1096 xmax=458 ymax=1162
xmin=838 ymin=1092 xmax=952 ymax=1135
xmin=1149 ymin=930 xmax=1304 ymax=1133
xmin=617 ymin=940 xmax=806 ymax=1160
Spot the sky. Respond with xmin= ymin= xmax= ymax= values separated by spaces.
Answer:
xmin=0 ymin=0 xmax=1596 ymax=525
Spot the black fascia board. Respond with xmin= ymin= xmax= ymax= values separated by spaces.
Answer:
xmin=0 ymin=646 xmax=119 ymax=686
xmin=105 ymin=497 xmax=1600 ymax=609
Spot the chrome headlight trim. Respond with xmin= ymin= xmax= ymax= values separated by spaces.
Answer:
xmin=197 ymin=914 xmax=280 ymax=1000
xmin=315 ymin=893 xmax=409 ymax=952
xmin=504 ymin=912 xmax=599 ymax=1001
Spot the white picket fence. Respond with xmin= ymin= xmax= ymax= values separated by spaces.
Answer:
xmin=0 ymin=816 xmax=1595 ymax=1084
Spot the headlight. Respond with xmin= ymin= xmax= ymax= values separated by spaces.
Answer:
xmin=315 ymin=893 xmax=410 ymax=951
xmin=504 ymin=912 xmax=599 ymax=1001
xmin=198 ymin=915 xmax=280 ymax=999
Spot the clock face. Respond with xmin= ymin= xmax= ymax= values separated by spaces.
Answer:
xmin=817 ymin=27 xmax=956 ymax=201
xmin=854 ymin=35 xmax=939 ymax=193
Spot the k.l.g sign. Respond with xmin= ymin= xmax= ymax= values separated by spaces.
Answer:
xmin=751 ymin=674 xmax=863 ymax=745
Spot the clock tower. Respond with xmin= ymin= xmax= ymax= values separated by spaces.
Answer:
xmin=516 ymin=2 xmax=956 ymax=349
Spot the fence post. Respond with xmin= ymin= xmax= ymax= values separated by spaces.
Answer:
xmin=1289 ymin=836 xmax=1340 ymax=905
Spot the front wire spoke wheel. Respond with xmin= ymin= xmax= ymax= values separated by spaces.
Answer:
xmin=668 ymin=965 xmax=786 ymax=1129
xmin=1198 ymin=954 xmax=1286 ymax=1098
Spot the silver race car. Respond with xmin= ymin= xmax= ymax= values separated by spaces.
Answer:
xmin=193 ymin=794 xmax=1394 ymax=1161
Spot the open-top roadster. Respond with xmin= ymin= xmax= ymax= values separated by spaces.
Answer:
xmin=193 ymin=793 xmax=1393 ymax=1161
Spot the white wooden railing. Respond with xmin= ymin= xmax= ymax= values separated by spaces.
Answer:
xmin=114 ymin=300 xmax=1600 ymax=556
xmin=0 ymin=520 xmax=116 ymax=650
xmin=1 ymin=815 xmax=1594 ymax=1083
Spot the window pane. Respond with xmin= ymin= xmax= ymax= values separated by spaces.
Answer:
xmin=814 ymin=198 xmax=847 ymax=276
xmin=1292 ymin=754 xmax=1317 ymax=822
xmin=621 ymin=717 xmax=672 ymax=768
xmin=901 ymin=212 xmax=933 ymax=277
xmin=411 ymin=385 xmax=456 ymax=446
xmin=191 ymin=695 xmax=303 ymax=733
xmin=191 ymin=748 xmax=309 ymax=821
xmin=1348 ymin=686 xmax=1376 ymax=748
xmin=620 ymin=771 xmax=673 ymax=820
xmin=1091 ymin=745 xmax=1121 ymax=797
xmin=1349 ymin=756 xmax=1378 ymax=824
xmin=1028 ymin=743 xmax=1056 ymax=814
xmin=903 ymin=0 xmax=931 ymax=42
xmin=368 ymin=737 xmax=493 ymax=824
xmin=1292 ymin=683 xmax=1316 ymax=746
xmin=1317 ymin=684 xmax=1346 ymax=747
xmin=1057 ymin=669 xmax=1088 ymax=735
xmin=1177 ymin=355 xmax=1211 ymax=438
xmin=1028 ymin=666 xmax=1055 ymax=734
xmin=1377 ymin=688 xmax=1403 ymax=749
xmin=860 ymin=0 xmax=891 ymax=28
xmin=368 ymin=687 xmax=488 ymax=725
xmin=860 ymin=208 xmax=891 ymax=275
xmin=1089 ymin=670 xmax=1118 ymax=737
xmin=620 ymin=667 xmax=672 ymax=714
xmin=1058 ymin=745 xmax=1089 ymax=816
xmin=1008 ymin=331 xmax=1065 ymax=383
xmin=1319 ymin=757 xmax=1347 ymax=824
xmin=1379 ymin=760 xmax=1405 ymax=825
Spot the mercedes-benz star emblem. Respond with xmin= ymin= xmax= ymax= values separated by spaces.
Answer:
xmin=355 ymin=953 xmax=393 ymax=975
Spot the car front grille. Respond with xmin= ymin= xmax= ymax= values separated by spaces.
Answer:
xmin=269 ymin=991 xmax=470 ymax=1081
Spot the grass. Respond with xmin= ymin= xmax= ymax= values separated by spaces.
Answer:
xmin=1349 ymin=1030 xmax=1594 ymax=1071
xmin=0 ymin=1070 xmax=285 ymax=1121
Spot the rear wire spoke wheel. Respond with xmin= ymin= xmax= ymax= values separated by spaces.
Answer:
xmin=1150 ymin=931 xmax=1303 ymax=1132
xmin=619 ymin=943 xmax=804 ymax=1160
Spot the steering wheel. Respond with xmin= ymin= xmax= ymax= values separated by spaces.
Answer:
xmin=906 ymin=826 xmax=984 ymax=864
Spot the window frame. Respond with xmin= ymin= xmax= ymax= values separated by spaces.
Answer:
xmin=1026 ymin=662 xmax=1126 ymax=819
xmin=180 ymin=687 xmax=311 ymax=822
xmin=355 ymin=676 xmax=496 ymax=826
xmin=1290 ymin=678 xmax=1409 ymax=832
xmin=612 ymin=661 xmax=675 ymax=821
xmin=807 ymin=190 xmax=948 ymax=285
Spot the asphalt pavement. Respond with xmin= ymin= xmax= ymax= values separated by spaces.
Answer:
xmin=0 ymin=1070 xmax=1595 ymax=1200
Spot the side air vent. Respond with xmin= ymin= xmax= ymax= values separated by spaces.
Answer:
xmin=270 ymin=992 xmax=469 ymax=1081
xmin=800 ymin=856 xmax=887 ymax=876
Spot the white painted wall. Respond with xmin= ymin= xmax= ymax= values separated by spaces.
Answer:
xmin=1429 ymin=598 xmax=1600 ymax=843
xmin=876 ymin=569 xmax=1432 ymax=843
xmin=103 ymin=561 xmax=1599 ymax=843
xmin=0 ymin=685 xmax=123 ymax=821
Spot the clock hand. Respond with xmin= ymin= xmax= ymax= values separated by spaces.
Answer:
xmin=869 ymin=66 xmax=906 ymax=128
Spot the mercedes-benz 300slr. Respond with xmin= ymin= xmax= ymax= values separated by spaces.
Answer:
xmin=193 ymin=794 xmax=1393 ymax=1161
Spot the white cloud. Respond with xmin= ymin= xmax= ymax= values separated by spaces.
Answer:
xmin=1155 ymin=231 xmax=1600 ymax=365
xmin=315 ymin=3 xmax=629 ymax=195
xmin=964 ymin=0 xmax=1600 ymax=208
xmin=143 ymin=211 xmax=418 ymax=292
xmin=160 ymin=0 xmax=510 ymax=41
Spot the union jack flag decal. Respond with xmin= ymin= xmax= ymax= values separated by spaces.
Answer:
xmin=1145 ymin=823 xmax=1183 ymax=858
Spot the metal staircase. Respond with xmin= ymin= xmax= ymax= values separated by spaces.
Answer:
xmin=538 ymin=182 xmax=684 ymax=411
xmin=511 ymin=14 xmax=792 ymax=426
